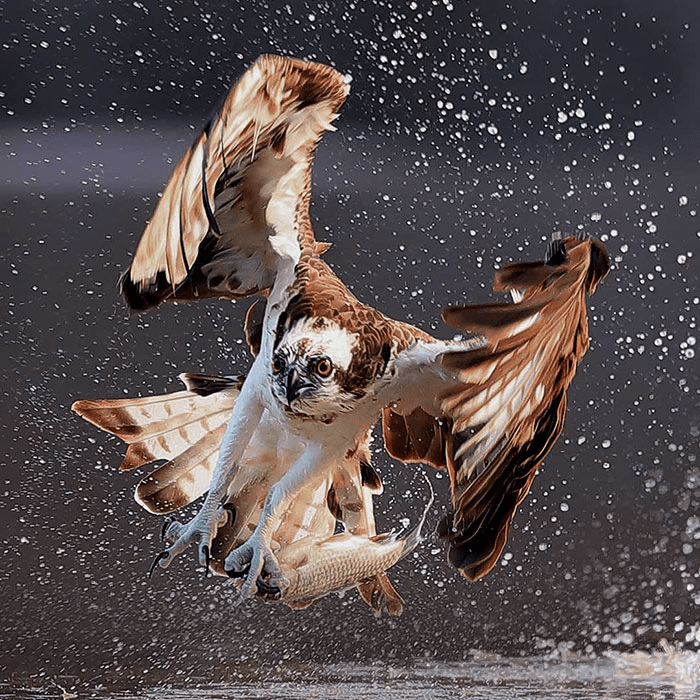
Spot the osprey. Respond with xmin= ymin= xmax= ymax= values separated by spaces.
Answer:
xmin=73 ymin=55 xmax=609 ymax=606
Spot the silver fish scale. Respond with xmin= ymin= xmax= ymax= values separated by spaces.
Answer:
xmin=282 ymin=536 xmax=406 ymax=603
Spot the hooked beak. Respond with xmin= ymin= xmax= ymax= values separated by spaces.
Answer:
xmin=285 ymin=369 xmax=305 ymax=405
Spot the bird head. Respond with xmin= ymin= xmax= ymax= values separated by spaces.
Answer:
xmin=270 ymin=317 xmax=362 ymax=421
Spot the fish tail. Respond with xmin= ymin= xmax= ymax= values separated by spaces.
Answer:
xmin=397 ymin=472 xmax=435 ymax=557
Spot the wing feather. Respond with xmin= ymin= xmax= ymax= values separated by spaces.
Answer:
xmin=121 ymin=55 xmax=349 ymax=310
xmin=72 ymin=375 xmax=241 ymax=513
xmin=71 ymin=377 xmax=241 ymax=471
xmin=438 ymin=237 xmax=609 ymax=581
xmin=134 ymin=423 xmax=228 ymax=513
xmin=384 ymin=237 xmax=609 ymax=583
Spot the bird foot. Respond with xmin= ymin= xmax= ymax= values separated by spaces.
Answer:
xmin=224 ymin=535 xmax=289 ymax=599
xmin=150 ymin=507 xmax=227 ymax=575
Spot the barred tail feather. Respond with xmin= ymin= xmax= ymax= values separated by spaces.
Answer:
xmin=72 ymin=374 xmax=243 ymax=513
xmin=134 ymin=423 xmax=228 ymax=514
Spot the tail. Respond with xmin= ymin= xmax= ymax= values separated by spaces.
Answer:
xmin=72 ymin=374 xmax=242 ymax=513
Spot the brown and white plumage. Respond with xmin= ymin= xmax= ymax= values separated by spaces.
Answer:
xmin=383 ymin=236 xmax=610 ymax=580
xmin=74 ymin=55 xmax=609 ymax=606
xmin=73 ymin=371 xmax=406 ymax=614
xmin=73 ymin=373 xmax=241 ymax=511
xmin=121 ymin=55 xmax=348 ymax=309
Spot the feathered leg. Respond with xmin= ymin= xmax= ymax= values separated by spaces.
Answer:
xmin=157 ymin=370 xmax=265 ymax=571
xmin=224 ymin=443 xmax=335 ymax=598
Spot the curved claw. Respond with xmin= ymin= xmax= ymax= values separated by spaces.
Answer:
xmin=222 ymin=502 xmax=236 ymax=524
xmin=255 ymin=578 xmax=281 ymax=598
xmin=241 ymin=550 xmax=266 ymax=598
xmin=225 ymin=540 xmax=284 ymax=599
xmin=201 ymin=544 xmax=210 ymax=579
xmin=150 ymin=508 xmax=223 ymax=574
xmin=225 ymin=566 xmax=247 ymax=580
xmin=148 ymin=551 xmax=169 ymax=579
xmin=224 ymin=542 xmax=253 ymax=582
xmin=225 ymin=565 xmax=282 ymax=599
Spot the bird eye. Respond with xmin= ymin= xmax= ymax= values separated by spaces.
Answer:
xmin=313 ymin=357 xmax=333 ymax=377
xmin=272 ymin=355 xmax=286 ymax=374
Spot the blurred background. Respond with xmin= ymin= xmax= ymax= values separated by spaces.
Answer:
xmin=1 ymin=0 xmax=699 ymax=685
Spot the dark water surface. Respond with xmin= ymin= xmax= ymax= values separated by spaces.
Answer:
xmin=4 ymin=652 xmax=700 ymax=699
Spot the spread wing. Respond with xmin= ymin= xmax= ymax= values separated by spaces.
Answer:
xmin=121 ymin=54 xmax=349 ymax=311
xmin=383 ymin=236 xmax=610 ymax=582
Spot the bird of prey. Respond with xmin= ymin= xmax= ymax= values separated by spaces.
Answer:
xmin=73 ymin=54 xmax=609 ymax=605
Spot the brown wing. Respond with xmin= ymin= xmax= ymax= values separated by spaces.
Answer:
xmin=121 ymin=54 xmax=349 ymax=310
xmin=384 ymin=236 xmax=609 ymax=582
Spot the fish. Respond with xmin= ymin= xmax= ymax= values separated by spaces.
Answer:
xmin=268 ymin=479 xmax=434 ymax=611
